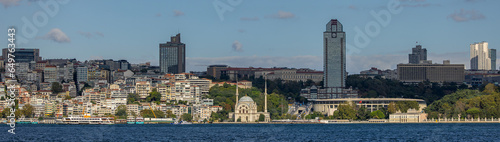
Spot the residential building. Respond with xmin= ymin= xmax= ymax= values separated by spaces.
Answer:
xmin=43 ymin=65 xmax=57 ymax=83
xmin=470 ymin=41 xmax=491 ymax=70
xmin=77 ymin=66 xmax=88 ymax=83
xmin=159 ymin=33 xmax=185 ymax=74
xmin=490 ymin=49 xmax=496 ymax=70
xmin=255 ymin=68 xmax=323 ymax=83
xmin=135 ymin=81 xmax=151 ymax=100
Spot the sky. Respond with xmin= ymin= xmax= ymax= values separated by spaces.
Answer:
xmin=0 ymin=0 xmax=499 ymax=73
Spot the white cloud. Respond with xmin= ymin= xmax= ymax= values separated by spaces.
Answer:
xmin=448 ymin=9 xmax=485 ymax=22
xmin=0 ymin=0 xmax=20 ymax=8
xmin=268 ymin=11 xmax=295 ymax=19
xmin=232 ymin=40 xmax=243 ymax=52
xmin=173 ymin=10 xmax=184 ymax=17
xmin=38 ymin=28 xmax=70 ymax=43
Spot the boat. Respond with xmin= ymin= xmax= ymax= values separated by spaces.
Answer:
xmin=135 ymin=117 xmax=144 ymax=124
xmin=16 ymin=118 xmax=38 ymax=124
xmin=61 ymin=116 xmax=115 ymax=125
xmin=172 ymin=120 xmax=192 ymax=124
xmin=127 ymin=116 xmax=136 ymax=124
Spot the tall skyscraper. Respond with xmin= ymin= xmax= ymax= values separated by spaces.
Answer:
xmin=490 ymin=49 xmax=496 ymax=70
xmin=159 ymin=33 xmax=186 ymax=74
xmin=323 ymin=19 xmax=346 ymax=88
xmin=408 ymin=45 xmax=427 ymax=64
xmin=470 ymin=41 xmax=491 ymax=70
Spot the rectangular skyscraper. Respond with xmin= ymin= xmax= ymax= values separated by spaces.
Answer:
xmin=470 ymin=41 xmax=491 ymax=70
xmin=408 ymin=45 xmax=427 ymax=64
xmin=490 ymin=49 xmax=496 ymax=70
xmin=323 ymin=19 xmax=346 ymax=88
xmin=159 ymin=33 xmax=186 ymax=74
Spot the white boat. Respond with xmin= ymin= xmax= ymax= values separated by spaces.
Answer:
xmin=62 ymin=116 xmax=115 ymax=125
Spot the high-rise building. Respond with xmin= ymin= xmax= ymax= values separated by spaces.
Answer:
xmin=397 ymin=61 xmax=465 ymax=83
xmin=408 ymin=45 xmax=427 ymax=64
xmin=77 ymin=66 xmax=88 ymax=83
xmin=323 ymin=19 xmax=346 ymax=88
xmin=490 ymin=49 xmax=496 ymax=70
xmin=300 ymin=19 xmax=357 ymax=100
xmin=470 ymin=41 xmax=491 ymax=70
xmin=159 ymin=33 xmax=186 ymax=74
xmin=2 ymin=48 xmax=42 ymax=63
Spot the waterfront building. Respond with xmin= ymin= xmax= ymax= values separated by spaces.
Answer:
xmin=311 ymin=98 xmax=427 ymax=116
xmin=389 ymin=110 xmax=428 ymax=123
xmin=159 ymin=33 xmax=185 ymax=74
xmin=397 ymin=61 xmax=465 ymax=83
xmin=408 ymin=45 xmax=427 ymax=64
xmin=229 ymin=82 xmax=270 ymax=122
xmin=470 ymin=41 xmax=492 ymax=70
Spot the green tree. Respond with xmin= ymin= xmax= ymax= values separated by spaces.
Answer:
xmin=51 ymin=82 xmax=64 ymax=94
xmin=115 ymin=105 xmax=127 ymax=119
xmin=166 ymin=110 xmax=176 ymax=118
xmin=140 ymin=109 xmax=165 ymax=118
xmin=21 ymin=104 xmax=34 ymax=118
xmin=332 ymin=103 xmax=357 ymax=120
xmin=466 ymin=107 xmax=481 ymax=118
xmin=181 ymin=113 xmax=193 ymax=122
xmin=127 ymin=93 xmax=140 ymax=104
xmin=356 ymin=106 xmax=370 ymax=120
xmin=369 ymin=110 xmax=385 ymax=119
xmin=387 ymin=102 xmax=397 ymax=114
xmin=146 ymin=89 xmax=162 ymax=102
xmin=258 ymin=114 xmax=265 ymax=122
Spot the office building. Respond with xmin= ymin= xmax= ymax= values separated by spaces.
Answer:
xmin=408 ymin=45 xmax=427 ymax=64
xmin=2 ymin=48 xmax=42 ymax=63
xmin=323 ymin=19 xmax=346 ymax=88
xmin=207 ymin=65 xmax=228 ymax=79
xmin=300 ymin=19 xmax=358 ymax=100
xmin=77 ymin=66 xmax=88 ymax=83
xmin=470 ymin=41 xmax=491 ymax=70
xmin=490 ymin=49 xmax=496 ymax=70
xmin=159 ymin=33 xmax=186 ymax=74
xmin=397 ymin=61 xmax=465 ymax=83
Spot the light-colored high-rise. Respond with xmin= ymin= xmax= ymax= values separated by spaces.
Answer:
xmin=470 ymin=42 xmax=491 ymax=70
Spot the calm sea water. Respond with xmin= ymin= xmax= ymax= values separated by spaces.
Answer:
xmin=1 ymin=123 xmax=499 ymax=141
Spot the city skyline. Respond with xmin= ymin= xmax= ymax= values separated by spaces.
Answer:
xmin=0 ymin=0 xmax=499 ymax=73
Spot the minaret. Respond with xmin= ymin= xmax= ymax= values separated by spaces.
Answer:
xmin=264 ymin=73 xmax=268 ymax=113
xmin=235 ymin=78 xmax=239 ymax=106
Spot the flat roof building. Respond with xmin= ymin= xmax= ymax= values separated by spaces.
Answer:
xmin=397 ymin=61 xmax=465 ymax=83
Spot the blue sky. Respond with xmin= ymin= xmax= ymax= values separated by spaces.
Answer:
xmin=0 ymin=0 xmax=499 ymax=73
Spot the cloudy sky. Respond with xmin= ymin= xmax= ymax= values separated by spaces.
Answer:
xmin=0 ymin=0 xmax=499 ymax=73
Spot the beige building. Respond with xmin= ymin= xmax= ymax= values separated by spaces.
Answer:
xmin=135 ymin=81 xmax=151 ymax=100
xmin=397 ymin=62 xmax=465 ymax=83
xmin=229 ymin=95 xmax=270 ymax=122
xmin=311 ymin=98 xmax=427 ymax=116
xmin=389 ymin=112 xmax=427 ymax=123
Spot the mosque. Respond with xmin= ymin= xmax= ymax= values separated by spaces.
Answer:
xmin=229 ymin=80 xmax=270 ymax=122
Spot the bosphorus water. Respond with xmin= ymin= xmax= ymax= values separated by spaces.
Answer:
xmin=2 ymin=123 xmax=499 ymax=141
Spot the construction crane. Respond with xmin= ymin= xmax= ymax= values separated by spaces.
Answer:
xmin=148 ymin=103 xmax=157 ymax=118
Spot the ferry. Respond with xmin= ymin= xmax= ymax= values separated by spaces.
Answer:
xmin=61 ymin=116 xmax=115 ymax=125
xmin=127 ymin=116 xmax=136 ymax=124
xmin=16 ymin=118 xmax=39 ymax=124
xmin=135 ymin=117 xmax=144 ymax=124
